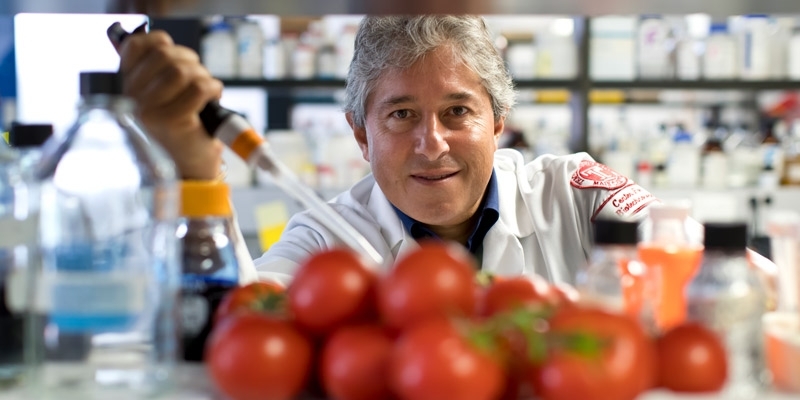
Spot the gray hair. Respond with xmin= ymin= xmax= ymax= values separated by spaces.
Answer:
xmin=343 ymin=15 xmax=516 ymax=128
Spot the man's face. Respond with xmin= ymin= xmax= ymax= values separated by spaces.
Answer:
xmin=349 ymin=46 xmax=504 ymax=228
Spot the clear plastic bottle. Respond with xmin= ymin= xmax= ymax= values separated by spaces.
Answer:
xmin=638 ymin=201 xmax=704 ymax=333
xmin=0 ymin=123 xmax=52 ymax=386
xmin=178 ymin=181 xmax=240 ymax=362
xmin=32 ymin=72 xmax=180 ymax=397
xmin=686 ymin=222 xmax=768 ymax=399
xmin=577 ymin=219 xmax=646 ymax=319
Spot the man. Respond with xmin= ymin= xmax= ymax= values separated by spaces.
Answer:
xmin=116 ymin=16 xmax=658 ymax=285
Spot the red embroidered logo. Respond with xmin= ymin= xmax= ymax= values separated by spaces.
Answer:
xmin=570 ymin=160 xmax=628 ymax=190
xmin=592 ymin=184 xmax=659 ymax=220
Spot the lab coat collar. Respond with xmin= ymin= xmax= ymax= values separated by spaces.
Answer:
xmin=362 ymin=176 xmax=416 ymax=266
xmin=493 ymin=149 xmax=536 ymax=238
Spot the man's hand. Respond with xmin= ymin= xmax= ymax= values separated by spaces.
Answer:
xmin=115 ymin=29 xmax=224 ymax=180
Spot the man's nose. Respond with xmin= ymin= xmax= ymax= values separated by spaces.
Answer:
xmin=414 ymin=114 xmax=449 ymax=161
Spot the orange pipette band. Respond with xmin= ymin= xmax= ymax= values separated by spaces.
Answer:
xmin=229 ymin=128 xmax=265 ymax=161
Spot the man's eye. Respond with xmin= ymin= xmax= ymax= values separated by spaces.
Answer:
xmin=391 ymin=109 xmax=410 ymax=119
xmin=451 ymin=106 xmax=469 ymax=116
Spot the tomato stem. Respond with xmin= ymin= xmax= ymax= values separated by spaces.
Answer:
xmin=251 ymin=292 xmax=287 ymax=316
xmin=464 ymin=306 xmax=607 ymax=365
xmin=548 ymin=331 xmax=607 ymax=359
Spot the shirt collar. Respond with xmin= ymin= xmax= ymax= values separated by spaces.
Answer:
xmin=391 ymin=170 xmax=500 ymax=255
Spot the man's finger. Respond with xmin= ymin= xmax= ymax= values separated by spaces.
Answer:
xmin=107 ymin=21 xmax=148 ymax=54
xmin=118 ymin=30 xmax=174 ymax=75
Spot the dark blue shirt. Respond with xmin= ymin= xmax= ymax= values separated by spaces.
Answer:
xmin=391 ymin=170 xmax=500 ymax=255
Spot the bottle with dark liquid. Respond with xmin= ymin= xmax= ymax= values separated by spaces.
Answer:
xmin=178 ymin=181 xmax=240 ymax=361
xmin=0 ymin=123 xmax=52 ymax=385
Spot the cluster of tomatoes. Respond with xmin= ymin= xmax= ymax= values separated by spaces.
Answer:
xmin=205 ymin=241 xmax=729 ymax=400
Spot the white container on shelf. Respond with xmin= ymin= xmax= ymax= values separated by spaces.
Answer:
xmin=590 ymin=16 xmax=636 ymax=81
xmin=771 ymin=17 xmax=794 ymax=80
xmin=676 ymin=39 xmax=701 ymax=80
xmin=701 ymin=151 xmax=729 ymax=189
xmin=201 ymin=21 xmax=237 ymax=78
xmin=292 ymin=43 xmax=316 ymax=80
xmin=703 ymin=23 xmax=738 ymax=80
xmin=536 ymin=32 xmax=577 ymax=79
xmin=506 ymin=42 xmax=537 ymax=80
xmin=789 ymin=28 xmax=800 ymax=80
xmin=316 ymin=43 xmax=337 ymax=79
xmin=336 ymin=25 xmax=357 ymax=79
xmin=637 ymin=15 xmax=673 ymax=80
xmin=262 ymin=37 xmax=286 ymax=79
xmin=602 ymin=149 xmax=636 ymax=181
xmin=739 ymin=14 xmax=772 ymax=81
xmin=256 ymin=130 xmax=314 ymax=187
xmin=235 ymin=18 xmax=264 ymax=78
xmin=667 ymin=131 xmax=700 ymax=188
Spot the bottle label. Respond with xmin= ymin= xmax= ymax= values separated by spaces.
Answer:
xmin=39 ymin=271 xmax=148 ymax=333
xmin=180 ymin=294 xmax=209 ymax=337
xmin=39 ymin=242 xmax=151 ymax=333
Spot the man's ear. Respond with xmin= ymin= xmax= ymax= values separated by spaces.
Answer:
xmin=347 ymin=112 xmax=370 ymax=162
xmin=493 ymin=115 xmax=506 ymax=144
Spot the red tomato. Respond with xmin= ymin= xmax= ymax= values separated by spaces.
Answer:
xmin=214 ymin=281 xmax=286 ymax=324
xmin=545 ymin=283 xmax=579 ymax=308
xmin=389 ymin=318 xmax=505 ymax=400
xmin=478 ymin=276 xmax=549 ymax=317
xmin=321 ymin=325 xmax=394 ymax=400
xmin=529 ymin=307 xmax=657 ymax=400
xmin=206 ymin=313 xmax=312 ymax=400
xmin=288 ymin=248 xmax=378 ymax=336
xmin=656 ymin=322 xmax=728 ymax=392
xmin=379 ymin=242 xmax=478 ymax=330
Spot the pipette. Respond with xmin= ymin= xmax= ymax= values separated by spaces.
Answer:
xmin=107 ymin=22 xmax=384 ymax=267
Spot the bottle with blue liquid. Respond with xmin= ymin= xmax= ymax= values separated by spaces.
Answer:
xmin=32 ymin=71 xmax=180 ymax=397
xmin=178 ymin=180 xmax=240 ymax=362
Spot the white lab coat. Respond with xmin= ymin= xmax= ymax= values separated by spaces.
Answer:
xmin=238 ymin=149 xmax=658 ymax=286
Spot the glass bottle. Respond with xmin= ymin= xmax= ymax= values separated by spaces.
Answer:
xmin=0 ymin=123 xmax=52 ymax=386
xmin=780 ymin=120 xmax=800 ymax=186
xmin=577 ymin=219 xmax=645 ymax=319
xmin=759 ymin=117 xmax=784 ymax=180
xmin=686 ymin=222 xmax=768 ymax=399
xmin=178 ymin=180 xmax=240 ymax=362
xmin=638 ymin=201 xmax=703 ymax=332
xmin=764 ymin=211 xmax=800 ymax=393
xmin=32 ymin=72 xmax=180 ymax=397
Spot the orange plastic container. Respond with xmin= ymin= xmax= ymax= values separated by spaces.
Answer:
xmin=764 ymin=312 xmax=800 ymax=393
xmin=638 ymin=243 xmax=703 ymax=332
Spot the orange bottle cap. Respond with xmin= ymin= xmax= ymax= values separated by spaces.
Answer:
xmin=180 ymin=180 xmax=232 ymax=218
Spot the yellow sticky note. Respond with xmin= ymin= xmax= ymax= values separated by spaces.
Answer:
xmin=589 ymin=90 xmax=626 ymax=104
xmin=2 ymin=131 xmax=8 ymax=144
xmin=255 ymin=201 xmax=290 ymax=252
xmin=536 ymin=90 xmax=570 ymax=103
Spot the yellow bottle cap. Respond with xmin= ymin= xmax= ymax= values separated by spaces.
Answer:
xmin=180 ymin=180 xmax=232 ymax=218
